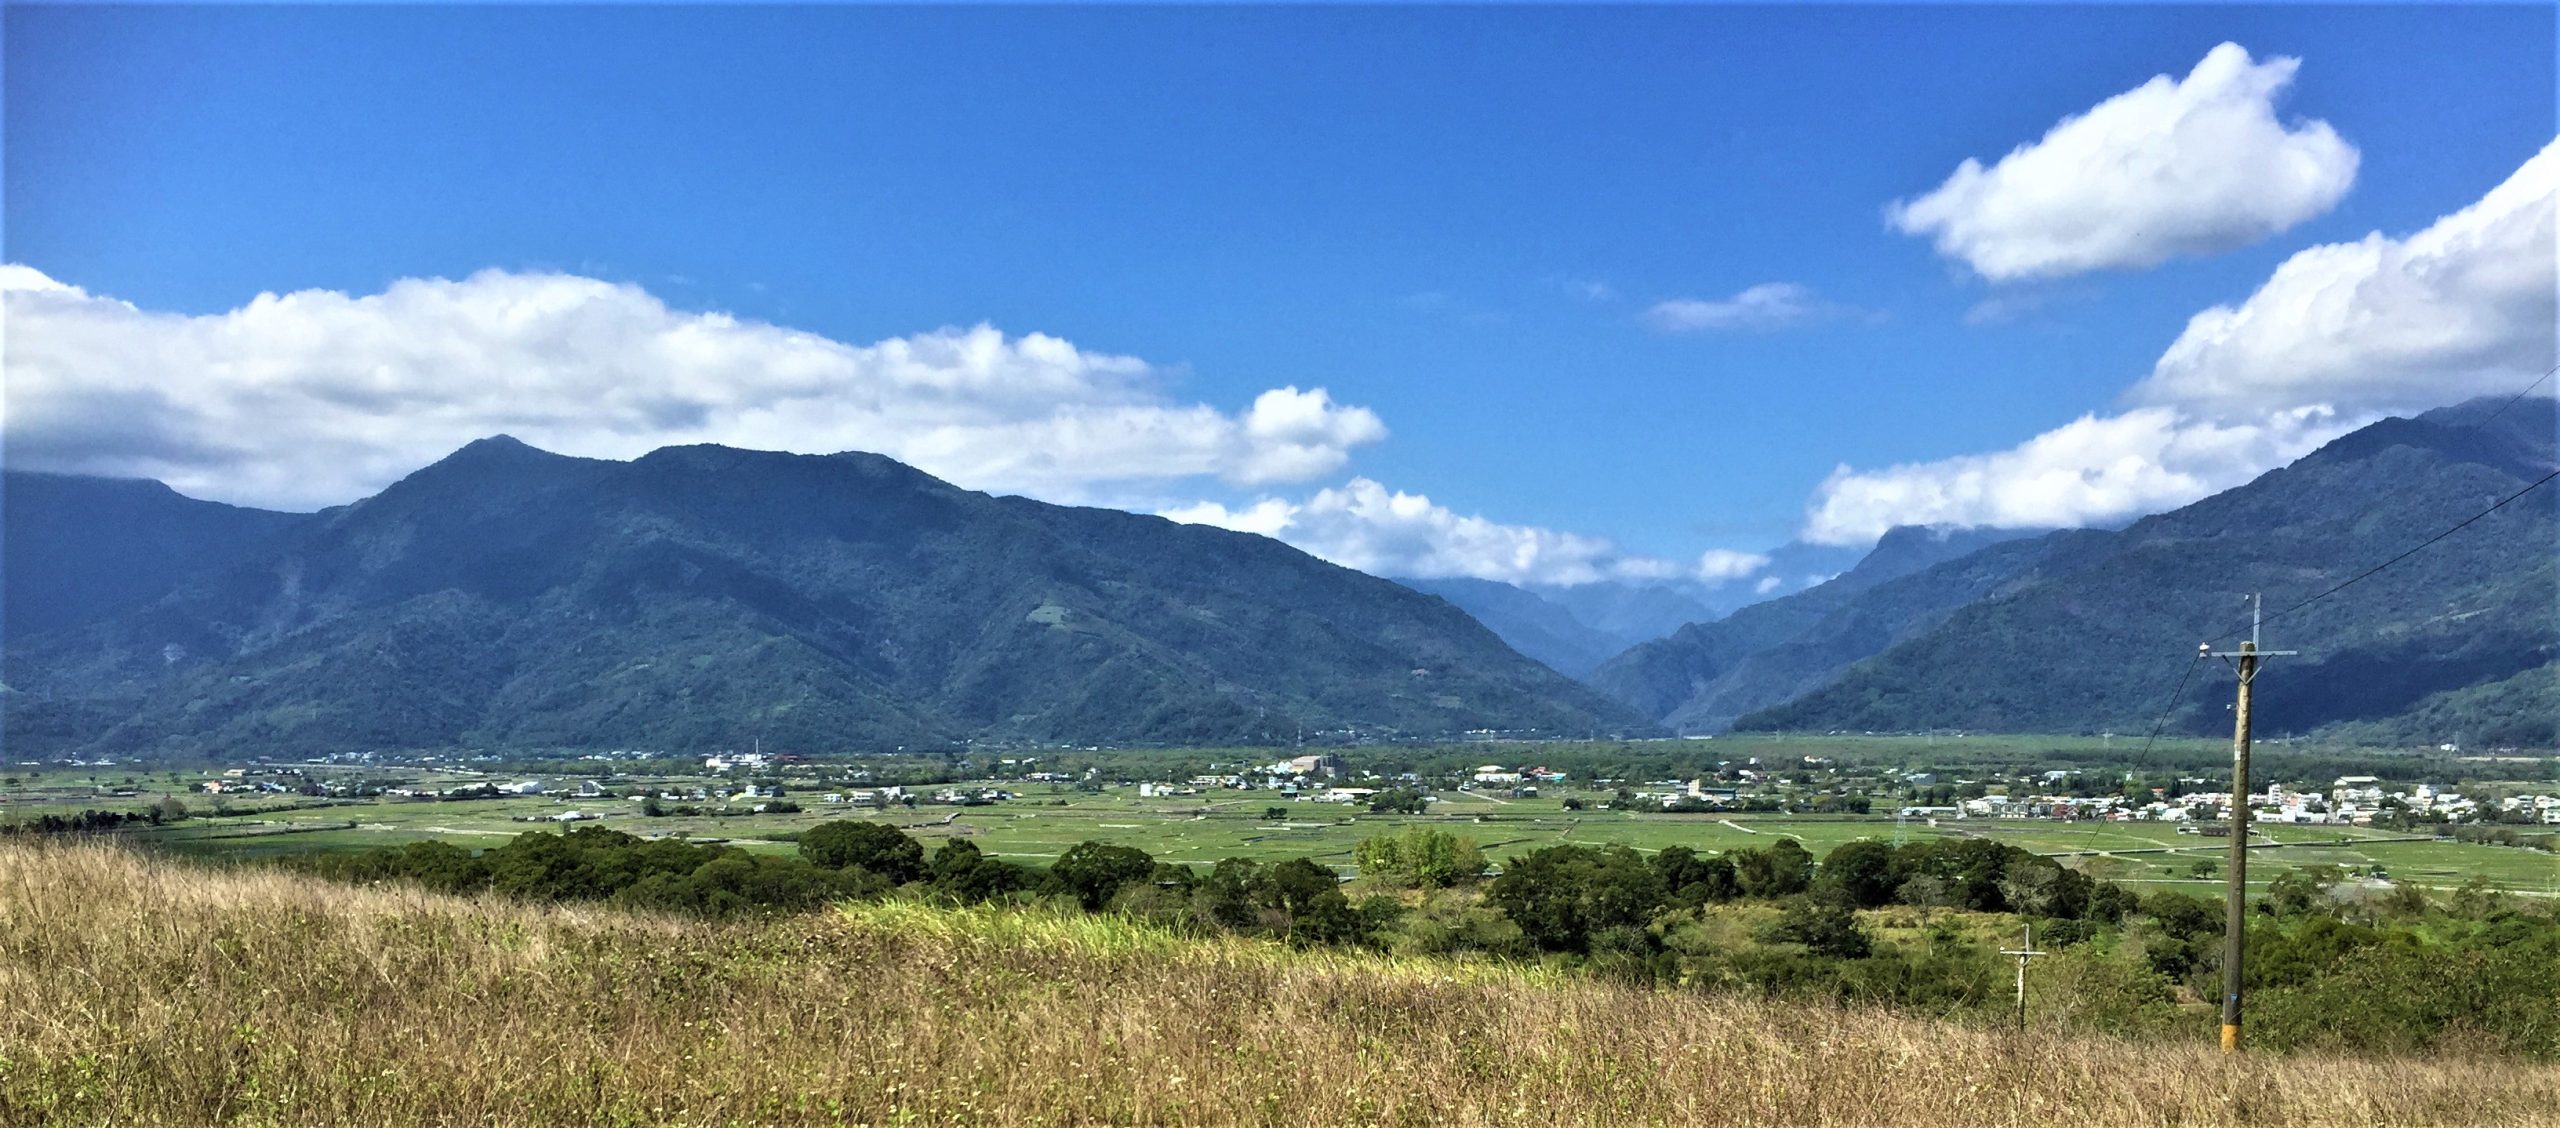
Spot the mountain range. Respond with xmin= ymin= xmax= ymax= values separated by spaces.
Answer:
xmin=2 ymin=438 xmax=1650 ymax=757
xmin=7 ymin=399 xmax=2549 ymax=758
xmin=1589 ymin=398 xmax=2558 ymax=746
xmin=1585 ymin=523 xmax=2053 ymax=732
xmin=1393 ymin=543 xmax=1870 ymax=678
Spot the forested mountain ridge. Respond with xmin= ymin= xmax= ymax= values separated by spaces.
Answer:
xmin=2 ymin=471 xmax=308 ymax=638
xmin=1738 ymin=398 xmax=2559 ymax=740
xmin=3 ymin=437 xmax=1652 ymax=756
xmin=1394 ymin=576 xmax=1632 ymax=677
xmin=1585 ymin=524 xmax=2052 ymax=731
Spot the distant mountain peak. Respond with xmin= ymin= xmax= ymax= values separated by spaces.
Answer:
xmin=405 ymin=434 xmax=590 ymax=478
xmin=453 ymin=433 xmax=550 ymax=458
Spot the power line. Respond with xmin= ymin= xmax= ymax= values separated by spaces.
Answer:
xmin=2205 ymin=466 xmax=2560 ymax=645
xmin=2201 ymin=363 xmax=2559 ymax=644
xmin=2076 ymin=653 xmax=2203 ymax=850
xmin=2074 ymin=370 xmax=2558 ymax=854
xmin=2470 ymin=361 xmax=2558 ymax=431
xmin=2210 ymin=362 xmax=2560 ymax=642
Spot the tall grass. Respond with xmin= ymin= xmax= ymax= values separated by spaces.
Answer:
xmin=2 ymin=840 xmax=2554 ymax=1126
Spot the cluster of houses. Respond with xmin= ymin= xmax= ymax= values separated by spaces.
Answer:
xmin=1890 ymin=775 xmax=2560 ymax=828
xmin=1466 ymin=764 xmax=1569 ymax=788
xmin=2128 ymin=777 xmax=2560 ymax=827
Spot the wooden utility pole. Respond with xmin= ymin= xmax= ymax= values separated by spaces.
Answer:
xmin=2206 ymin=595 xmax=2295 ymax=1054
xmin=2000 ymin=923 xmax=2046 ymax=1029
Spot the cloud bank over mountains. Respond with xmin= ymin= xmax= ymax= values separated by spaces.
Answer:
xmin=1 ymin=264 xmax=1780 ymax=591
xmin=1812 ymin=125 xmax=2553 ymax=545
xmin=0 ymin=266 xmax=1386 ymax=512
xmin=1160 ymin=483 xmax=1769 ymax=589
xmin=1888 ymin=43 xmax=2359 ymax=281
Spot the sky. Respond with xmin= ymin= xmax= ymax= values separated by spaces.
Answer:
xmin=5 ymin=4 xmax=2555 ymax=596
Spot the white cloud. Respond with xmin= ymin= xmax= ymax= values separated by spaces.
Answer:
xmin=1645 ymin=283 xmax=1829 ymax=333
xmin=1695 ymin=548 xmax=1773 ymax=582
xmin=1162 ymin=479 xmax=1767 ymax=589
xmin=0 ymin=267 xmax=1386 ymax=510
xmin=1809 ymin=136 xmax=2555 ymax=545
xmin=1888 ymin=43 xmax=2358 ymax=281
xmin=1753 ymin=576 xmax=1784 ymax=595
xmin=2135 ymin=138 xmax=2559 ymax=420
xmin=1800 ymin=406 xmax=2353 ymax=545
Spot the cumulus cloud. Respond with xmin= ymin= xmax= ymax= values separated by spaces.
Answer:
xmin=1809 ymin=136 xmax=2555 ymax=545
xmin=1162 ymin=480 xmax=1770 ymax=589
xmin=1800 ymin=406 xmax=2353 ymax=545
xmin=2135 ymin=138 xmax=2558 ymax=420
xmin=1694 ymin=548 xmax=1773 ymax=582
xmin=1645 ymin=283 xmax=1831 ymax=333
xmin=0 ymin=267 xmax=1386 ymax=510
xmin=1888 ymin=43 xmax=2358 ymax=281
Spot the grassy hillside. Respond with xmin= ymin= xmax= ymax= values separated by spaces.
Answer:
xmin=5 ymin=841 xmax=2556 ymax=1126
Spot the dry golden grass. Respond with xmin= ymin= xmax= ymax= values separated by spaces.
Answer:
xmin=3 ymin=840 xmax=2556 ymax=1127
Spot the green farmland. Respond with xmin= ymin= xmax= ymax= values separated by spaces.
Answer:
xmin=19 ymin=778 xmax=2556 ymax=896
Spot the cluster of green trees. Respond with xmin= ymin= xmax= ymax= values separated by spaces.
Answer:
xmin=1 ymin=799 xmax=188 ymax=836
xmin=2443 ymin=824 xmax=2559 ymax=851
xmin=304 ymin=827 xmax=883 ymax=916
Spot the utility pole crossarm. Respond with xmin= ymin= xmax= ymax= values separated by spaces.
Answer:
xmin=2000 ymin=923 xmax=2047 ymax=1029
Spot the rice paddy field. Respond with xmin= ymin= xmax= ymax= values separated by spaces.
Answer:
xmin=10 ymin=767 xmax=2554 ymax=896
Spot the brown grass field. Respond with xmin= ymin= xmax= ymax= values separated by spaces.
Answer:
xmin=2 ymin=840 xmax=2556 ymax=1126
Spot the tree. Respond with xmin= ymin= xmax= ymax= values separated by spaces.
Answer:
xmin=1261 ymin=857 xmax=1361 ymax=945
xmin=1734 ymin=838 xmax=1814 ymax=898
xmin=1999 ymin=855 xmax=2093 ymax=920
xmin=1651 ymin=846 xmax=1739 ymax=905
xmin=928 ymin=839 xmax=1035 ymax=904
xmin=1048 ymin=842 xmax=1156 ymax=911
xmin=1486 ymin=844 xmax=1666 ymax=953
xmin=797 ymin=820 xmax=925 ymax=883
xmin=1895 ymin=838 xmax=2012 ymax=910
xmin=1765 ymin=889 xmax=1871 ymax=958
xmin=1367 ymin=789 xmax=1429 ymax=815
xmin=1819 ymin=840 xmax=1897 ymax=908
xmin=1189 ymin=857 xmax=1364 ymax=945
xmin=1262 ymin=807 xmax=1289 ymax=820
xmin=1353 ymin=827 xmax=1485 ymax=888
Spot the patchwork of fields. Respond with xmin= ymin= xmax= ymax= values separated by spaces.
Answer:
xmin=14 ymin=776 xmax=2554 ymax=895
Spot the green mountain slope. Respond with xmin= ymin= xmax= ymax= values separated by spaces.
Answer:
xmin=3 ymin=438 xmax=1652 ymax=756
xmin=1737 ymin=399 xmax=2559 ymax=740
xmin=2 ymin=472 xmax=307 ymax=638
xmin=1584 ymin=524 xmax=2050 ymax=731
xmin=1394 ymin=576 xmax=1629 ymax=677
xmin=2316 ymin=660 xmax=2560 ymax=749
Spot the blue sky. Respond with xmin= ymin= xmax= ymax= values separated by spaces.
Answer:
xmin=6 ymin=4 xmax=2554 ymax=591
